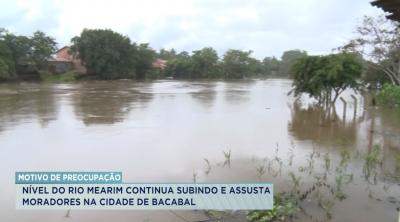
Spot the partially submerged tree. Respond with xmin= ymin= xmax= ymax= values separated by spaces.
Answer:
xmin=291 ymin=53 xmax=363 ymax=106
xmin=339 ymin=15 xmax=400 ymax=85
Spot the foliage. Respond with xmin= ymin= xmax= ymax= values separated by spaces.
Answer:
xmin=0 ymin=59 xmax=12 ymax=80
xmin=376 ymin=84 xmax=400 ymax=107
xmin=247 ymin=192 xmax=299 ymax=222
xmin=2 ymin=30 xmax=56 ymax=71
xmin=39 ymin=70 xmax=76 ymax=82
xmin=279 ymin=50 xmax=307 ymax=76
xmin=71 ymin=29 xmax=137 ymax=79
xmin=158 ymin=48 xmax=177 ymax=60
xmin=222 ymin=49 xmax=255 ymax=79
xmin=248 ymin=57 xmax=264 ymax=76
xmin=164 ymin=56 xmax=192 ymax=79
xmin=0 ymin=40 xmax=16 ymax=80
xmin=340 ymin=15 xmax=400 ymax=85
xmin=30 ymin=31 xmax=57 ymax=69
xmin=291 ymin=53 xmax=363 ymax=105
xmin=2 ymin=33 xmax=33 ymax=66
xmin=362 ymin=62 xmax=391 ymax=88
xmin=135 ymin=43 xmax=157 ymax=79
xmin=263 ymin=56 xmax=280 ymax=75
xmin=190 ymin=47 xmax=222 ymax=78
xmin=0 ymin=27 xmax=317 ymax=81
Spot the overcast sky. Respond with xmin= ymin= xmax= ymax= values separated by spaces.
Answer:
xmin=0 ymin=0 xmax=384 ymax=59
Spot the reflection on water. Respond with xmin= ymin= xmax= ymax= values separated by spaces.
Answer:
xmin=72 ymin=81 xmax=153 ymax=125
xmin=189 ymin=82 xmax=217 ymax=108
xmin=288 ymin=102 xmax=358 ymax=147
xmin=0 ymin=83 xmax=58 ymax=132
xmin=0 ymin=79 xmax=399 ymax=222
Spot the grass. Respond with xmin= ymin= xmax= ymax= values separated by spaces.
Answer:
xmin=39 ymin=70 xmax=77 ymax=82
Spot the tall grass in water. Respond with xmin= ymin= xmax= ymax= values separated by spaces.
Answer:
xmin=200 ymin=143 xmax=398 ymax=222
xmin=222 ymin=149 xmax=231 ymax=168
xmin=363 ymin=145 xmax=382 ymax=183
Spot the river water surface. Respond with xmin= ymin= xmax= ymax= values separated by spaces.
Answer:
xmin=0 ymin=79 xmax=399 ymax=222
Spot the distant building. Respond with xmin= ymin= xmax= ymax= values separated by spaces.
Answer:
xmin=152 ymin=58 xmax=167 ymax=70
xmin=48 ymin=46 xmax=87 ymax=74
xmin=371 ymin=0 xmax=400 ymax=22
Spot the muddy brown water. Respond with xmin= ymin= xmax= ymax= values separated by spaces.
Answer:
xmin=0 ymin=79 xmax=399 ymax=222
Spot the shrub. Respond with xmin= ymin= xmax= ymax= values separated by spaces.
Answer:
xmin=39 ymin=70 xmax=76 ymax=82
xmin=376 ymin=84 xmax=400 ymax=107
xmin=247 ymin=192 xmax=299 ymax=222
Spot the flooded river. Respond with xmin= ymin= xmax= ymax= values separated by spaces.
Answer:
xmin=0 ymin=79 xmax=399 ymax=221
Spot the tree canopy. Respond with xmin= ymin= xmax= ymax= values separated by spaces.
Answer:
xmin=262 ymin=56 xmax=280 ymax=75
xmin=222 ymin=49 xmax=255 ymax=79
xmin=0 ymin=27 xmax=313 ymax=81
xmin=291 ymin=53 xmax=363 ymax=105
xmin=0 ymin=29 xmax=56 ymax=80
xmin=71 ymin=29 xmax=137 ymax=79
xmin=0 ymin=40 xmax=16 ymax=80
xmin=135 ymin=43 xmax=157 ymax=79
xmin=340 ymin=15 xmax=400 ymax=86
xmin=190 ymin=47 xmax=221 ymax=78
xmin=279 ymin=50 xmax=308 ymax=76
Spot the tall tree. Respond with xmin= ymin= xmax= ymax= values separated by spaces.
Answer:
xmin=158 ymin=48 xmax=177 ymax=60
xmin=279 ymin=49 xmax=308 ymax=76
xmin=0 ymin=36 xmax=16 ymax=80
xmin=0 ymin=29 xmax=56 ymax=76
xmin=248 ymin=57 xmax=263 ymax=76
xmin=3 ymin=33 xmax=33 ymax=66
xmin=222 ymin=49 xmax=253 ymax=79
xmin=262 ymin=56 xmax=280 ymax=75
xmin=190 ymin=47 xmax=221 ymax=78
xmin=164 ymin=57 xmax=192 ymax=79
xmin=135 ymin=43 xmax=156 ymax=79
xmin=340 ymin=15 xmax=400 ymax=85
xmin=71 ymin=29 xmax=137 ymax=79
xmin=30 ymin=31 xmax=57 ymax=69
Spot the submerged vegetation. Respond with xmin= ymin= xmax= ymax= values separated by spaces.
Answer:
xmin=199 ymin=140 xmax=399 ymax=222
xmin=247 ymin=193 xmax=299 ymax=222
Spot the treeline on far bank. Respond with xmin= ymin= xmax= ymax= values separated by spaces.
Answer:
xmin=0 ymin=28 xmax=308 ymax=81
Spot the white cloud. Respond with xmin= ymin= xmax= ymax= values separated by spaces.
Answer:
xmin=1 ymin=0 xmax=384 ymax=58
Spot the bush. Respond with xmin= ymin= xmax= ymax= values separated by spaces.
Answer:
xmin=376 ymin=84 xmax=400 ymax=107
xmin=247 ymin=192 xmax=299 ymax=222
xmin=0 ymin=58 xmax=15 ymax=81
xmin=39 ymin=70 xmax=76 ymax=82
